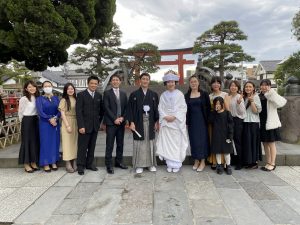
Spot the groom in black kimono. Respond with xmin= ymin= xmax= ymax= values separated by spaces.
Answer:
xmin=127 ymin=72 xmax=159 ymax=174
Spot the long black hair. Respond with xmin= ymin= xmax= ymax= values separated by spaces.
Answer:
xmin=243 ymin=81 xmax=256 ymax=109
xmin=62 ymin=83 xmax=76 ymax=111
xmin=228 ymin=80 xmax=241 ymax=95
xmin=186 ymin=75 xmax=201 ymax=96
xmin=23 ymin=80 xmax=40 ymax=101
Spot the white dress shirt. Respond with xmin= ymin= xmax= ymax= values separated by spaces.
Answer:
xmin=87 ymin=89 xmax=95 ymax=98
xmin=18 ymin=96 xmax=37 ymax=121
xmin=113 ymin=88 xmax=120 ymax=99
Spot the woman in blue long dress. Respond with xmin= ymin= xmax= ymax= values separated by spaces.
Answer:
xmin=185 ymin=75 xmax=210 ymax=172
xmin=36 ymin=81 xmax=60 ymax=172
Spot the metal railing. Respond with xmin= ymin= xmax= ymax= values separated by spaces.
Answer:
xmin=0 ymin=118 xmax=21 ymax=149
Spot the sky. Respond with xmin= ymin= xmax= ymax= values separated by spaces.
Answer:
xmin=113 ymin=0 xmax=300 ymax=80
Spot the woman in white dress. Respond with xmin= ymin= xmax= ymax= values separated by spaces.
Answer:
xmin=156 ymin=71 xmax=188 ymax=173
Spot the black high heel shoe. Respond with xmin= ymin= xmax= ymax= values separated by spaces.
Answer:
xmin=261 ymin=164 xmax=276 ymax=172
xmin=25 ymin=168 xmax=34 ymax=173
xmin=51 ymin=164 xmax=58 ymax=171
xmin=261 ymin=163 xmax=271 ymax=171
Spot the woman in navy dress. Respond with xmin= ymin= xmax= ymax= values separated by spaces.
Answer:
xmin=185 ymin=75 xmax=210 ymax=172
xmin=36 ymin=81 xmax=60 ymax=172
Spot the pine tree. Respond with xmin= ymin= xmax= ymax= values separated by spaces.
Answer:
xmin=193 ymin=20 xmax=254 ymax=81
xmin=124 ymin=42 xmax=161 ymax=81
xmin=0 ymin=0 xmax=116 ymax=71
xmin=71 ymin=23 xmax=122 ymax=80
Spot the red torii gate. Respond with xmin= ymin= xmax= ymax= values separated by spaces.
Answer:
xmin=158 ymin=47 xmax=195 ymax=84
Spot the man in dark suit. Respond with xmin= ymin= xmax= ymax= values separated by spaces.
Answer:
xmin=76 ymin=75 xmax=104 ymax=175
xmin=103 ymin=74 xmax=128 ymax=174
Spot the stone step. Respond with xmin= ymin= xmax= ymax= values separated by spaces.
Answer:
xmin=0 ymin=131 xmax=299 ymax=168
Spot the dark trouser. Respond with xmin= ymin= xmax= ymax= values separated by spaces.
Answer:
xmin=105 ymin=124 xmax=125 ymax=167
xmin=77 ymin=131 xmax=98 ymax=169
xmin=233 ymin=117 xmax=243 ymax=166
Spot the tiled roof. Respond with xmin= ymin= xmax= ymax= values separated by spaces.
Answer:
xmin=41 ymin=70 xmax=68 ymax=85
xmin=259 ymin=60 xmax=281 ymax=72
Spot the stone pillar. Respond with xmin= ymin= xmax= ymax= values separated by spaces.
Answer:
xmin=280 ymin=76 xmax=300 ymax=144
xmin=223 ymin=73 xmax=233 ymax=93
xmin=285 ymin=76 xmax=300 ymax=96
xmin=280 ymin=96 xmax=300 ymax=144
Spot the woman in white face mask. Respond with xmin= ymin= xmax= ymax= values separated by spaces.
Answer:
xmin=36 ymin=81 xmax=61 ymax=172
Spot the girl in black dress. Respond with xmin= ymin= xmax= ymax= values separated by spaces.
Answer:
xmin=210 ymin=97 xmax=234 ymax=175
xmin=259 ymin=79 xmax=287 ymax=171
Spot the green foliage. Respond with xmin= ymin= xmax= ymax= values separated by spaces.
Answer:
xmin=274 ymin=64 xmax=285 ymax=86
xmin=71 ymin=23 xmax=122 ymax=80
xmin=193 ymin=20 xmax=254 ymax=81
xmin=0 ymin=60 xmax=31 ymax=85
xmin=90 ymin=0 xmax=116 ymax=39
xmin=274 ymin=51 xmax=300 ymax=86
xmin=0 ymin=0 xmax=116 ymax=71
xmin=277 ymin=86 xmax=285 ymax=96
xmin=125 ymin=42 xmax=161 ymax=79
xmin=149 ymin=80 xmax=162 ymax=85
xmin=292 ymin=9 xmax=300 ymax=41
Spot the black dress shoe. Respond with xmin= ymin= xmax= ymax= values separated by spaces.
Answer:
xmin=86 ymin=166 xmax=98 ymax=171
xmin=115 ymin=163 xmax=128 ymax=169
xmin=78 ymin=169 xmax=84 ymax=175
xmin=235 ymin=165 xmax=242 ymax=170
xmin=106 ymin=167 xmax=114 ymax=174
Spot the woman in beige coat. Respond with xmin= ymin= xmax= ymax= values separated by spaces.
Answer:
xmin=259 ymin=79 xmax=286 ymax=171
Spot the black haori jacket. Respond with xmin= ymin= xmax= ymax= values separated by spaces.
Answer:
xmin=126 ymin=87 xmax=159 ymax=140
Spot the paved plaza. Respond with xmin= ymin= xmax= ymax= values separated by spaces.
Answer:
xmin=0 ymin=166 xmax=299 ymax=225
xmin=0 ymin=131 xmax=299 ymax=224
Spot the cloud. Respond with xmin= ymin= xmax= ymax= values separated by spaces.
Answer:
xmin=114 ymin=0 xmax=300 ymax=62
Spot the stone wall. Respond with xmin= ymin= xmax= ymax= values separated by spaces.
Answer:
xmin=280 ymin=96 xmax=300 ymax=144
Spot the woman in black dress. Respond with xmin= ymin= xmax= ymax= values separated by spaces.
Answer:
xmin=18 ymin=81 xmax=40 ymax=173
xmin=185 ymin=75 xmax=210 ymax=172
xmin=259 ymin=79 xmax=286 ymax=171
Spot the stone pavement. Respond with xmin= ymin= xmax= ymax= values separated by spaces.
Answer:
xmin=0 ymin=166 xmax=299 ymax=225
xmin=0 ymin=131 xmax=300 ymax=167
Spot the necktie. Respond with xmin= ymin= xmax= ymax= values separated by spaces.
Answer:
xmin=114 ymin=89 xmax=119 ymax=99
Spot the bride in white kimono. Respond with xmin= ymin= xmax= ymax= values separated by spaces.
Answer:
xmin=156 ymin=71 xmax=188 ymax=173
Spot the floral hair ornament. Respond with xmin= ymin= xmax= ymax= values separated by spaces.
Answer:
xmin=162 ymin=70 xmax=179 ymax=82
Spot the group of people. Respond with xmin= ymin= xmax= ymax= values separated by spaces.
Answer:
xmin=18 ymin=70 xmax=286 ymax=176
xmin=190 ymin=76 xmax=287 ymax=175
